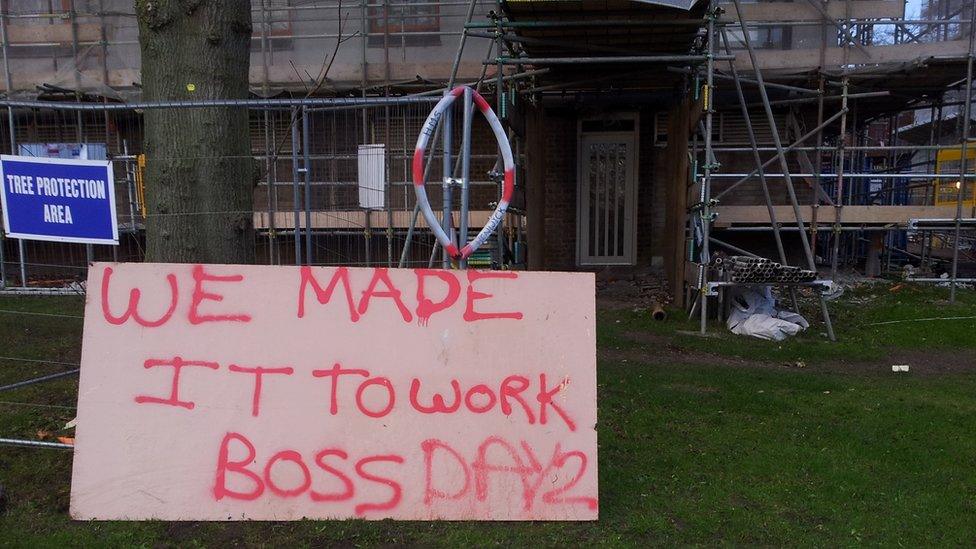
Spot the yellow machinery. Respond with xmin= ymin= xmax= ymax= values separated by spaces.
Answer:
xmin=136 ymin=154 xmax=147 ymax=217
xmin=934 ymin=142 xmax=976 ymax=207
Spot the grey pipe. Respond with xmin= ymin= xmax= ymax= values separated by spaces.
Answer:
xmin=949 ymin=5 xmax=976 ymax=304
xmin=301 ymin=108 xmax=312 ymax=265
xmin=0 ymin=438 xmax=73 ymax=450
xmin=490 ymin=55 xmax=734 ymax=66
xmin=0 ymin=97 xmax=439 ymax=111
xmin=291 ymin=107 xmax=302 ymax=265
xmin=0 ymin=368 xmax=80 ymax=392
xmin=441 ymin=100 xmax=453 ymax=269
xmin=459 ymin=87 xmax=473 ymax=269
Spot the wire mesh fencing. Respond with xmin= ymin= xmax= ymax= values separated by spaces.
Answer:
xmin=0 ymin=95 xmax=526 ymax=290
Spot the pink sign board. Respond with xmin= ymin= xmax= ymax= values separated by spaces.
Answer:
xmin=71 ymin=263 xmax=597 ymax=521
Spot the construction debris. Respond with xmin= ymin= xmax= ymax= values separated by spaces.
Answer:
xmin=651 ymin=301 xmax=667 ymax=322
xmin=727 ymin=286 xmax=810 ymax=341
xmin=713 ymin=256 xmax=818 ymax=284
xmin=596 ymin=268 xmax=672 ymax=310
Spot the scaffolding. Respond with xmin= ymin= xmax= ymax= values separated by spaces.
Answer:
xmin=0 ymin=0 xmax=973 ymax=338
xmin=463 ymin=0 xmax=975 ymax=340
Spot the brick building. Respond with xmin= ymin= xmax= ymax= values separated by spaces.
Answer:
xmin=0 ymin=1 xmax=972 ymax=302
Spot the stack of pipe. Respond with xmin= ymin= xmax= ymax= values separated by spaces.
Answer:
xmin=713 ymin=256 xmax=817 ymax=284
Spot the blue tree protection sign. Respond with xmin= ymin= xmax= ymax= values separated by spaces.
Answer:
xmin=0 ymin=155 xmax=118 ymax=245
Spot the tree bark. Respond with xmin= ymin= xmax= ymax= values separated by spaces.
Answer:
xmin=136 ymin=0 xmax=254 ymax=263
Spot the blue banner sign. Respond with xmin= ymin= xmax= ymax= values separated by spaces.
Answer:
xmin=0 ymin=155 xmax=118 ymax=245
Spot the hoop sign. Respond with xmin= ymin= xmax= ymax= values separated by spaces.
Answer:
xmin=71 ymin=263 xmax=598 ymax=521
xmin=0 ymin=155 xmax=118 ymax=244
xmin=413 ymin=86 xmax=514 ymax=260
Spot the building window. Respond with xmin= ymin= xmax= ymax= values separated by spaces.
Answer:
xmin=369 ymin=1 xmax=441 ymax=47
xmin=252 ymin=0 xmax=295 ymax=50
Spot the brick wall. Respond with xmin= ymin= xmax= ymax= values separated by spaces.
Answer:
xmin=540 ymin=107 xmax=665 ymax=270
xmin=540 ymin=109 xmax=578 ymax=270
xmin=640 ymin=110 xmax=665 ymax=266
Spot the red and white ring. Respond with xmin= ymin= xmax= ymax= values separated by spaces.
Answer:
xmin=412 ymin=86 xmax=515 ymax=260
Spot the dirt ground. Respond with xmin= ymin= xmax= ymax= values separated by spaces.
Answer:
xmin=600 ymin=328 xmax=976 ymax=376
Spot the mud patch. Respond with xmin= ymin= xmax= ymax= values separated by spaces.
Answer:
xmin=600 ymin=331 xmax=766 ymax=369
xmin=604 ymin=327 xmax=976 ymax=376
xmin=819 ymin=347 xmax=976 ymax=376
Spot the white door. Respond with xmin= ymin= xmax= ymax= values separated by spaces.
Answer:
xmin=577 ymin=128 xmax=638 ymax=265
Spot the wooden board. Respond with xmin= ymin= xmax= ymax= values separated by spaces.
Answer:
xmin=253 ymin=210 xmax=498 ymax=230
xmin=722 ymin=1 xmax=904 ymax=22
xmin=7 ymin=23 xmax=100 ymax=44
xmin=734 ymin=40 xmax=970 ymax=72
xmin=71 ymin=263 xmax=598 ymax=521
xmin=713 ymin=205 xmax=962 ymax=227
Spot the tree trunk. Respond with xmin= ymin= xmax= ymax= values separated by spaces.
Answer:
xmin=136 ymin=0 xmax=254 ymax=264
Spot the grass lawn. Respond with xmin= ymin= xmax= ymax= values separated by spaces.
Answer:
xmin=2 ymin=283 xmax=976 ymax=546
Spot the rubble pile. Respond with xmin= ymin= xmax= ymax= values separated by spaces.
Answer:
xmin=595 ymin=267 xmax=672 ymax=309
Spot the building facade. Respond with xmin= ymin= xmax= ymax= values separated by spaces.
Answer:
xmin=0 ymin=1 xmax=972 ymax=299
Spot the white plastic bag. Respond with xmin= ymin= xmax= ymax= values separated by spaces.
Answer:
xmin=726 ymin=286 xmax=808 ymax=341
